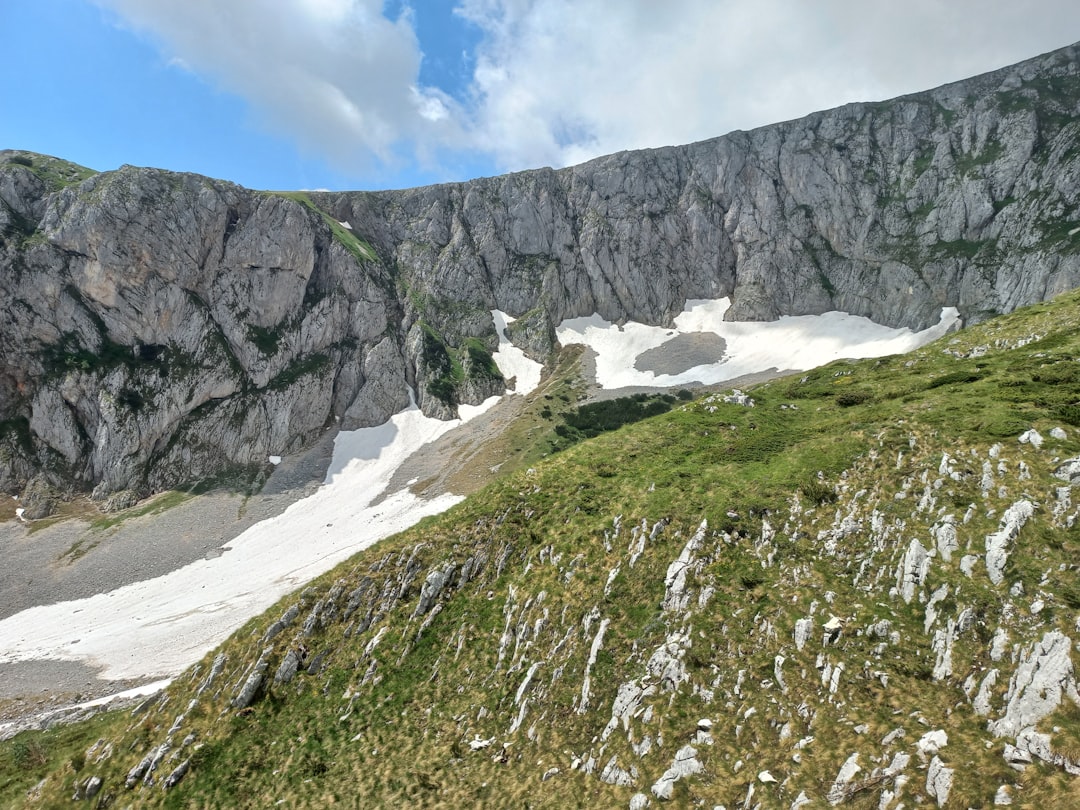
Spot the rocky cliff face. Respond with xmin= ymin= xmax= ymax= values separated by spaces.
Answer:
xmin=3 ymin=43 xmax=1080 ymax=500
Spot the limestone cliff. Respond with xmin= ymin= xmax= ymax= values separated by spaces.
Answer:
xmin=3 ymin=42 xmax=1080 ymax=499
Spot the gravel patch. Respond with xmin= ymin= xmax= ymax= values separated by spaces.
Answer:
xmin=0 ymin=430 xmax=335 ymax=728
xmin=634 ymin=332 xmax=728 ymax=374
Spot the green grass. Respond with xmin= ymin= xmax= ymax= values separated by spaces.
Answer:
xmin=418 ymin=323 xmax=506 ymax=406
xmin=272 ymin=191 xmax=378 ymax=264
xmin=0 ymin=714 xmax=115 ymax=804
xmin=954 ymin=140 xmax=1005 ymax=175
xmin=9 ymin=289 xmax=1080 ymax=808
xmin=551 ymin=392 xmax=679 ymax=448
xmin=246 ymin=324 xmax=281 ymax=356
xmin=266 ymin=353 xmax=331 ymax=390
xmin=88 ymin=489 xmax=193 ymax=532
xmin=1037 ymin=219 xmax=1080 ymax=254
xmin=2 ymin=151 xmax=96 ymax=192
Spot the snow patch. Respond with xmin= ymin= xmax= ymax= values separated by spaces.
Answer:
xmin=492 ymin=310 xmax=542 ymax=395
xmin=556 ymin=298 xmax=960 ymax=389
xmin=0 ymin=401 xmax=492 ymax=681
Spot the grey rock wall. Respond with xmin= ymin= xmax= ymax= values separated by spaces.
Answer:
xmin=3 ymin=42 xmax=1080 ymax=498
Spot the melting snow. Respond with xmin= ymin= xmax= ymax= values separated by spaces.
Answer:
xmin=556 ymin=298 xmax=960 ymax=388
xmin=492 ymin=310 xmax=542 ymax=395
xmin=0 ymin=298 xmax=958 ymax=686
xmin=0 ymin=401 xmax=478 ymax=680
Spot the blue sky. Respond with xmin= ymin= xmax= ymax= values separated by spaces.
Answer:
xmin=3 ymin=1 xmax=1080 ymax=192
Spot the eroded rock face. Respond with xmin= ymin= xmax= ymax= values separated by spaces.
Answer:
xmin=2 ymin=160 xmax=412 ymax=498
xmin=990 ymin=630 xmax=1080 ymax=739
xmin=4 ymin=42 xmax=1080 ymax=495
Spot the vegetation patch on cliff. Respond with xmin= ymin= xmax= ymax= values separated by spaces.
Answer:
xmin=272 ymin=191 xmax=378 ymax=264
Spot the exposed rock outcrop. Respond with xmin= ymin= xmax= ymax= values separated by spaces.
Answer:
xmin=989 ymin=630 xmax=1080 ymax=738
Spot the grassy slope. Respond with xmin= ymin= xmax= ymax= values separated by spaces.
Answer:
xmin=6 ymin=291 xmax=1080 ymax=808
xmin=0 ymin=152 xmax=97 ymax=192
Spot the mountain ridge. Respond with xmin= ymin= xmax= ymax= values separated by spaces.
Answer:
xmin=3 ymin=41 xmax=1080 ymax=806
xmin=2 ymin=41 xmax=1080 ymax=505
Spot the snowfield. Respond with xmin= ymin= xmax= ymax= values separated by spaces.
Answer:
xmin=0 ymin=301 xmax=957 ymax=686
xmin=557 ymin=298 xmax=961 ymax=389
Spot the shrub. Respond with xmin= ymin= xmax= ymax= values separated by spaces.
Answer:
xmin=801 ymin=478 xmax=837 ymax=505
xmin=983 ymin=416 xmax=1032 ymax=437
xmin=563 ymin=395 xmax=675 ymax=438
xmin=1057 ymin=405 xmax=1080 ymax=427
xmin=836 ymin=390 xmax=873 ymax=407
xmin=924 ymin=370 xmax=984 ymax=389
xmin=1033 ymin=363 xmax=1080 ymax=384
xmin=11 ymin=734 xmax=48 ymax=770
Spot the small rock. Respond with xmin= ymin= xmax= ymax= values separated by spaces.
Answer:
xmin=469 ymin=736 xmax=495 ymax=751
xmin=827 ymin=753 xmax=861 ymax=805
xmin=1053 ymin=456 xmax=1080 ymax=485
xmin=896 ymin=539 xmax=929 ymax=603
xmin=162 ymin=759 xmax=190 ymax=789
xmin=722 ymin=389 xmax=754 ymax=407
xmin=273 ymin=649 xmax=302 ymax=685
xmin=917 ymin=729 xmax=948 ymax=757
xmin=601 ymin=756 xmax=636 ymax=787
xmin=881 ymin=727 xmax=905 ymax=746
xmin=19 ymin=476 xmax=57 ymax=520
xmin=794 ymin=618 xmax=813 ymax=651
xmin=1018 ymin=428 xmax=1043 ymax=448
xmin=926 ymin=755 xmax=953 ymax=806
xmin=83 ymin=776 xmax=103 ymax=799
xmin=986 ymin=500 xmax=1035 ymax=585
xmin=231 ymin=646 xmax=273 ymax=710
xmin=102 ymin=489 xmax=139 ymax=513
xmin=1003 ymin=744 xmax=1032 ymax=770
xmin=990 ymin=630 xmax=1080 ymax=739
xmin=651 ymin=745 xmax=703 ymax=800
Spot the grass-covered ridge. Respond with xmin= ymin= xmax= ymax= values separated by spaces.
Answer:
xmin=7 ymin=291 xmax=1080 ymax=807
xmin=1 ymin=151 xmax=97 ymax=192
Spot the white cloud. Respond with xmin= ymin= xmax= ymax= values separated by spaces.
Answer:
xmin=94 ymin=0 xmax=465 ymax=175
xmin=458 ymin=0 xmax=1080 ymax=170
xmin=94 ymin=0 xmax=1080 ymax=182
